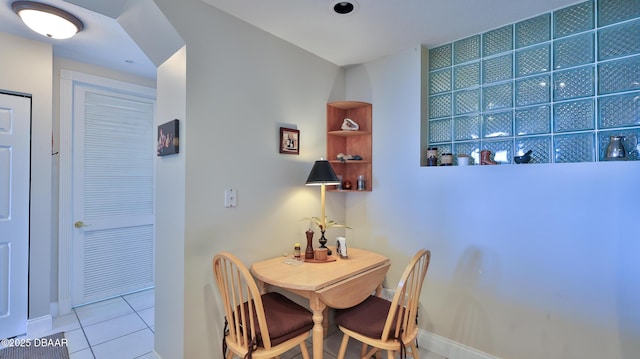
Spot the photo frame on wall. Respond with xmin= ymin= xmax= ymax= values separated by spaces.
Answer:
xmin=279 ymin=127 xmax=300 ymax=155
xmin=157 ymin=119 xmax=179 ymax=156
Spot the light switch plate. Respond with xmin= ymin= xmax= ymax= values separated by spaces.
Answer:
xmin=224 ymin=188 xmax=236 ymax=207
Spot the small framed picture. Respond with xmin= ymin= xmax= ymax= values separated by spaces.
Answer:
xmin=157 ymin=119 xmax=179 ymax=156
xmin=279 ymin=127 xmax=300 ymax=155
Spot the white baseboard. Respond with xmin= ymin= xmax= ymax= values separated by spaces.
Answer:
xmin=26 ymin=315 xmax=52 ymax=338
xmin=418 ymin=330 xmax=499 ymax=359
xmin=379 ymin=288 xmax=497 ymax=359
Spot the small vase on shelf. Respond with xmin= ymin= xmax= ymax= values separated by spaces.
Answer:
xmin=305 ymin=229 xmax=315 ymax=260
xmin=318 ymin=230 xmax=332 ymax=255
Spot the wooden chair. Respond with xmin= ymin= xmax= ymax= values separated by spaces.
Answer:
xmin=334 ymin=249 xmax=431 ymax=359
xmin=213 ymin=252 xmax=312 ymax=359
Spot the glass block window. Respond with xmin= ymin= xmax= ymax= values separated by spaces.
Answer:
xmin=425 ymin=0 xmax=640 ymax=165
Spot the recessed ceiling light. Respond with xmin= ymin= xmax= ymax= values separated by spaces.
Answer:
xmin=332 ymin=1 xmax=358 ymax=15
xmin=12 ymin=1 xmax=84 ymax=39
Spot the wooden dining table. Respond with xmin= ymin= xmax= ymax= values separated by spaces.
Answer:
xmin=250 ymin=247 xmax=390 ymax=359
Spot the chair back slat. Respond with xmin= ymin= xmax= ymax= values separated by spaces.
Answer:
xmin=381 ymin=249 xmax=431 ymax=343
xmin=213 ymin=252 xmax=272 ymax=354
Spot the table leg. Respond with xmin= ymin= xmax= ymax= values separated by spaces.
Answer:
xmin=375 ymin=283 xmax=383 ymax=297
xmin=309 ymin=295 xmax=326 ymax=359
xmin=256 ymin=280 xmax=268 ymax=294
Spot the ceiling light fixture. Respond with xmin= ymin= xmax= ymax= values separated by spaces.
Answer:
xmin=12 ymin=1 xmax=84 ymax=39
xmin=332 ymin=1 xmax=358 ymax=15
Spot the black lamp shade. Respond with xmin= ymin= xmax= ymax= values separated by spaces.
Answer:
xmin=305 ymin=160 xmax=340 ymax=185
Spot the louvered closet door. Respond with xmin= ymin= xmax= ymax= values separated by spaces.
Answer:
xmin=72 ymin=85 xmax=155 ymax=306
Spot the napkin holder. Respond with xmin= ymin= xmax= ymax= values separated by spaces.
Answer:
xmin=336 ymin=237 xmax=348 ymax=258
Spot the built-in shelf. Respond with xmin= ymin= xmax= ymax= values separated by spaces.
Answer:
xmin=327 ymin=101 xmax=372 ymax=192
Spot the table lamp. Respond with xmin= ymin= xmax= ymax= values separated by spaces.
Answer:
xmin=305 ymin=158 xmax=340 ymax=254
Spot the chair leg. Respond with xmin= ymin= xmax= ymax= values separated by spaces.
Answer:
xmin=387 ymin=350 xmax=394 ymax=359
xmin=408 ymin=342 xmax=420 ymax=359
xmin=300 ymin=341 xmax=310 ymax=359
xmin=337 ymin=333 xmax=350 ymax=359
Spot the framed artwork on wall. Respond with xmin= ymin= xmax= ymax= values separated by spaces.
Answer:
xmin=157 ymin=119 xmax=179 ymax=156
xmin=279 ymin=127 xmax=300 ymax=155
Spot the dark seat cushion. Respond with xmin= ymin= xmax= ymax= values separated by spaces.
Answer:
xmin=242 ymin=292 xmax=313 ymax=347
xmin=334 ymin=295 xmax=392 ymax=339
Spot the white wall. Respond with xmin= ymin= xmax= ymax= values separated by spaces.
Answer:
xmin=0 ymin=32 xmax=53 ymax=321
xmin=154 ymin=46 xmax=186 ymax=359
xmin=345 ymin=46 xmax=640 ymax=359
xmin=152 ymin=1 xmax=345 ymax=357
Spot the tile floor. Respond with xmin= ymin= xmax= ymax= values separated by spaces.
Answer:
xmin=51 ymin=288 xmax=156 ymax=359
xmin=42 ymin=287 xmax=444 ymax=359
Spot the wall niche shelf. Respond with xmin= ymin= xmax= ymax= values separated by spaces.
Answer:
xmin=326 ymin=101 xmax=372 ymax=192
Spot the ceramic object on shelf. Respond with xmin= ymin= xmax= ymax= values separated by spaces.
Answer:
xmin=341 ymin=118 xmax=359 ymax=131
xmin=480 ymin=149 xmax=497 ymax=165
xmin=514 ymin=150 xmax=533 ymax=164
xmin=457 ymin=154 xmax=470 ymax=166
xmin=605 ymin=135 xmax=637 ymax=161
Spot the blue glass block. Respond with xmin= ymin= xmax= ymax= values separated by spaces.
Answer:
xmin=454 ymin=115 xmax=481 ymax=140
xmin=515 ymin=14 xmax=551 ymax=48
xmin=516 ymin=75 xmax=551 ymax=107
xmin=429 ymin=119 xmax=452 ymax=143
xmin=598 ymin=129 xmax=640 ymax=160
xmin=483 ymin=110 xmax=513 ymax=138
xmin=515 ymin=136 xmax=551 ymax=163
xmin=482 ymin=139 xmax=513 ymax=163
xmin=483 ymin=54 xmax=513 ymax=84
xmin=554 ymin=0 xmax=594 ymax=38
xmin=429 ymin=44 xmax=452 ymax=71
xmin=516 ymin=44 xmax=550 ymax=77
xmin=598 ymin=0 xmax=640 ymax=27
xmin=553 ymin=32 xmax=594 ymax=69
xmin=598 ymin=55 xmax=640 ymax=95
xmin=454 ymin=35 xmax=481 ymax=64
xmin=598 ymin=92 xmax=640 ymax=128
xmin=454 ymin=141 xmax=480 ymax=164
xmin=429 ymin=69 xmax=452 ymax=95
xmin=483 ymin=25 xmax=514 ymax=56
xmin=598 ymin=19 xmax=640 ymax=61
xmin=554 ymin=133 xmax=596 ymax=163
xmin=454 ymin=89 xmax=480 ymax=115
xmin=515 ymin=105 xmax=551 ymax=135
xmin=483 ymin=82 xmax=513 ymax=111
xmin=553 ymin=99 xmax=595 ymax=132
xmin=429 ymin=94 xmax=452 ymax=119
xmin=454 ymin=62 xmax=480 ymax=90
xmin=553 ymin=65 xmax=595 ymax=101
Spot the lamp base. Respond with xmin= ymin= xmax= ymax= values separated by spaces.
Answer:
xmin=318 ymin=230 xmax=332 ymax=255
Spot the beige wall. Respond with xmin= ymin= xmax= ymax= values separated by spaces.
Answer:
xmin=152 ymin=1 xmax=640 ymax=358
xmin=5 ymin=0 xmax=640 ymax=358
xmin=345 ymin=46 xmax=640 ymax=359
xmin=153 ymin=0 xmax=345 ymax=357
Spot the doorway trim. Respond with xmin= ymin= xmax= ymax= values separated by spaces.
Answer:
xmin=58 ymin=69 xmax=156 ymax=314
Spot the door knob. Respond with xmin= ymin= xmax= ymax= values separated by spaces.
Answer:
xmin=74 ymin=221 xmax=88 ymax=228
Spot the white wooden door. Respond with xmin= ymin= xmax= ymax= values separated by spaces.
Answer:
xmin=70 ymin=83 xmax=156 ymax=306
xmin=0 ymin=93 xmax=30 ymax=339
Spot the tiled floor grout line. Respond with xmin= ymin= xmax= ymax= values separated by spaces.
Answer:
xmin=71 ymin=293 xmax=155 ymax=358
xmin=123 ymin=295 xmax=154 ymax=332
xmin=72 ymin=306 xmax=97 ymax=359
